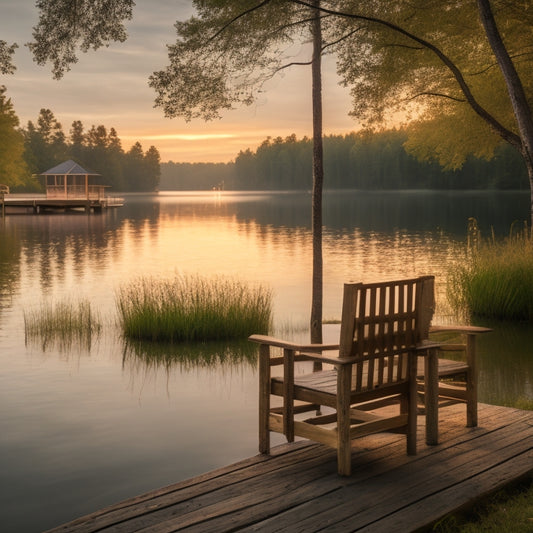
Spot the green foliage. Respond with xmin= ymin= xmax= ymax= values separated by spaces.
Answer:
xmin=28 ymin=0 xmax=134 ymax=79
xmin=0 ymin=40 xmax=17 ymax=74
xmin=159 ymin=129 xmax=528 ymax=191
xmin=21 ymin=111 xmax=161 ymax=192
xmin=432 ymin=478 xmax=533 ymax=533
xmin=23 ymin=109 xmax=68 ymax=175
xmin=0 ymin=86 xmax=32 ymax=191
xmin=332 ymin=1 xmax=533 ymax=171
xmin=116 ymin=274 xmax=273 ymax=343
xmin=448 ymin=220 xmax=533 ymax=321
xmin=144 ymin=146 xmax=162 ymax=192
xmin=150 ymin=1 xmax=310 ymax=121
xmin=122 ymin=142 xmax=161 ymax=192
xmin=206 ymin=129 xmax=525 ymax=191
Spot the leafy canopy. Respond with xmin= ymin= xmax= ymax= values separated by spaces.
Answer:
xmin=329 ymin=0 xmax=533 ymax=169
xmin=149 ymin=0 xmax=324 ymax=121
xmin=0 ymin=41 xmax=17 ymax=75
xmin=27 ymin=0 xmax=134 ymax=79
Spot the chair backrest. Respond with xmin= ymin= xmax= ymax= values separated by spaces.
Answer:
xmin=338 ymin=276 xmax=435 ymax=389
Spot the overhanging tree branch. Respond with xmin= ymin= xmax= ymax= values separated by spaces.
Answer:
xmin=290 ymin=0 xmax=522 ymax=149
xmin=208 ymin=0 xmax=274 ymax=41
xmin=406 ymin=92 xmax=466 ymax=103
xmin=322 ymin=27 xmax=362 ymax=53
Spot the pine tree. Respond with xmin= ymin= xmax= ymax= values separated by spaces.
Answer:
xmin=0 ymin=86 xmax=32 ymax=190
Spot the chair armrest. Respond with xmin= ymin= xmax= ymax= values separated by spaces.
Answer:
xmin=429 ymin=325 xmax=492 ymax=335
xmin=298 ymin=351 xmax=357 ymax=366
xmin=248 ymin=334 xmax=355 ymax=366
xmin=416 ymin=340 xmax=443 ymax=352
xmin=248 ymin=334 xmax=339 ymax=352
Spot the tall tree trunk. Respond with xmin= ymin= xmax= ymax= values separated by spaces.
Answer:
xmin=477 ymin=0 xmax=533 ymax=227
xmin=310 ymin=0 xmax=323 ymax=343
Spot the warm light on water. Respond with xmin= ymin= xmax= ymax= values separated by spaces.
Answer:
xmin=0 ymin=190 xmax=531 ymax=532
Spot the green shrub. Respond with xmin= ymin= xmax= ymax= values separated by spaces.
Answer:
xmin=448 ymin=220 xmax=533 ymax=321
xmin=116 ymin=274 xmax=273 ymax=342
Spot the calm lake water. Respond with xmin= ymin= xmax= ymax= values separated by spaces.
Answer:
xmin=1 ymin=190 xmax=532 ymax=532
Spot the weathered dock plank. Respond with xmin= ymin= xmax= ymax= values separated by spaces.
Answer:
xmin=46 ymin=403 xmax=533 ymax=533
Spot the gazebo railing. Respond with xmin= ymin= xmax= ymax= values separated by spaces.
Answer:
xmin=46 ymin=185 xmax=107 ymax=200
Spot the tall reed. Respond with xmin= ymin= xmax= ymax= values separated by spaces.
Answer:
xmin=24 ymin=298 xmax=101 ymax=351
xmin=448 ymin=219 xmax=533 ymax=321
xmin=116 ymin=274 xmax=273 ymax=342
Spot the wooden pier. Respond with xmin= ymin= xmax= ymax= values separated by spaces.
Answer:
xmin=46 ymin=402 xmax=532 ymax=532
xmin=1 ymin=194 xmax=123 ymax=215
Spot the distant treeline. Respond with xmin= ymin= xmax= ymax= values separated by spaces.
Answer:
xmin=160 ymin=130 xmax=528 ymax=191
xmin=23 ymin=109 xmax=161 ymax=192
xmin=160 ymin=162 xmax=234 ymax=191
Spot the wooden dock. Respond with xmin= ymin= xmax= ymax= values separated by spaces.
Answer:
xmin=47 ymin=403 xmax=532 ymax=532
xmin=1 ymin=194 xmax=123 ymax=215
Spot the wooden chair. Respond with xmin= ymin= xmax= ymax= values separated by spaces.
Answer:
xmin=249 ymin=276 xmax=438 ymax=476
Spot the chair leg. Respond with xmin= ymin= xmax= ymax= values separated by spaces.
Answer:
xmin=337 ymin=364 xmax=352 ymax=476
xmin=407 ymin=352 xmax=418 ymax=455
xmin=466 ymin=334 xmax=478 ymax=427
xmin=465 ymin=367 xmax=477 ymax=427
xmin=283 ymin=348 xmax=295 ymax=442
xmin=258 ymin=344 xmax=271 ymax=454
xmin=424 ymin=348 xmax=439 ymax=445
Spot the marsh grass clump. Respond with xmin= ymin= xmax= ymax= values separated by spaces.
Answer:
xmin=24 ymin=298 xmax=102 ymax=351
xmin=116 ymin=274 xmax=273 ymax=343
xmin=448 ymin=219 xmax=533 ymax=321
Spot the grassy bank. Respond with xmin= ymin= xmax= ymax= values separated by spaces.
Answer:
xmin=433 ymin=477 xmax=533 ymax=532
xmin=443 ymin=219 xmax=533 ymax=530
xmin=116 ymin=274 xmax=273 ymax=342
xmin=448 ymin=219 xmax=533 ymax=321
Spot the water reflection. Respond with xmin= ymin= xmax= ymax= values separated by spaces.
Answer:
xmin=122 ymin=338 xmax=257 ymax=373
xmin=322 ymin=190 xmax=530 ymax=235
xmin=0 ymin=227 xmax=20 ymax=320
xmin=477 ymin=321 xmax=533 ymax=405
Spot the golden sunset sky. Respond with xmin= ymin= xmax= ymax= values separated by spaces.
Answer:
xmin=1 ymin=0 xmax=357 ymax=163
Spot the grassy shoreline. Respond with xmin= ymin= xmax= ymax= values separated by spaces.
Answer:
xmin=433 ymin=477 xmax=533 ymax=532
xmin=448 ymin=219 xmax=533 ymax=322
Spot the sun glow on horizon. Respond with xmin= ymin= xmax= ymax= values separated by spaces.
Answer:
xmin=128 ymin=125 xmax=363 ymax=163
xmin=122 ymin=133 xmax=237 ymax=142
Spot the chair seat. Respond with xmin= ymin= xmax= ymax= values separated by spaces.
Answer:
xmin=417 ymin=357 xmax=469 ymax=379
xmin=272 ymin=369 xmax=408 ymax=407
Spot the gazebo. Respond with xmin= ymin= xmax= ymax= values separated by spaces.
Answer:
xmin=39 ymin=160 xmax=107 ymax=200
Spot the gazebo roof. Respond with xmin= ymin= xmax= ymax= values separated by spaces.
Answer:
xmin=40 ymin=160 xmax=100 ymax=176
